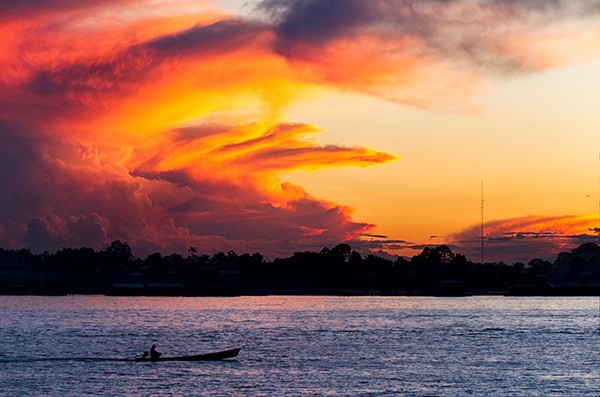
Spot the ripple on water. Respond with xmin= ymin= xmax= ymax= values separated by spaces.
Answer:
xmin=0 ymin=295 xmax=598 ymax=397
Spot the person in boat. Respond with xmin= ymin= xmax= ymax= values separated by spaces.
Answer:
xmin=149 ymin=344 xmax=161 ymax=359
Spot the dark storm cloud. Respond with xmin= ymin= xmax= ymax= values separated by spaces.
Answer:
xmin=145 ymin=18 xmax=267 ymax=57
xmin=259 ymin=0 xmax=600 ymax=75
xmin=260 ymin=0 xmax=376 ymax=43
xmin=26 ymin=49 xmax=154 ymax=96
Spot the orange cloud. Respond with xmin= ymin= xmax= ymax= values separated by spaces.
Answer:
xmin=1 ymin=0 xmax=598 ymax=258
xmin=452 ymin=215 xmax=599 ymax=263
xmin=0 ymin=2 xmax=395 ymax=256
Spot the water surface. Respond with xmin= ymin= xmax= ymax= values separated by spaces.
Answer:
xmin=0 ymin=296 xmax=598 ymax=396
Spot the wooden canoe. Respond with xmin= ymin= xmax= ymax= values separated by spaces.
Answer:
xmin=135 ymin=347 xmax=241 ymax=362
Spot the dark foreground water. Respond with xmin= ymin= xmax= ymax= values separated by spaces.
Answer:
xmin=0 ymin=296 xmax=598 ymax=396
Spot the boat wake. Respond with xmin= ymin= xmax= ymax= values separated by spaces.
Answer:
xmin=0 ymin=357 xmax=135 ymax=363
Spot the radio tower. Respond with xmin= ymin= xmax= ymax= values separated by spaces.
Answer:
xmin=481 ymin=180 xmax=484 ymax=264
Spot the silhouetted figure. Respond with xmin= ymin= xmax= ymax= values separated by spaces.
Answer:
xmin=141 ymin=351 xmax=149 ymax=359
xmin=150 ymin=344 xmax=161 ymax=359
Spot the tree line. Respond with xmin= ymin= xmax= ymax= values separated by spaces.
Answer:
xmin=0 ymin=241 xmax=598 ymax=295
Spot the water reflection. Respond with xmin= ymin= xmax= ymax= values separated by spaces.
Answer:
xmin=0 ymin=295 xmax=598 ymax=396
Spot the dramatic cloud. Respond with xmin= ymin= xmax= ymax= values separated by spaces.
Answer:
xmin=1 ymin=0 xmax=598 ymax=257
xmin=259 ymin=0 xmax=600 ymax=105
xmin=0 ymin=1 xmax=395 ymax=256
xmin=451 ymin=215 xmax=599 ymax=263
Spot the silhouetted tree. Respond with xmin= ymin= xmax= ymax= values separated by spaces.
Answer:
xmin=161 ymin=253 xmax=185 ymax=270
xmin=211 ymin=252 xmax=227 ymax=268
xmin=145 ymin=252 xmax=163 ymax=268
xmin=527 ymin=258 xmax=552 ymax=276
xmin=100 ymin=240 xmax=133 ymax=265
xmin=0 ymin=248 xmax=37 ymax=265
xmin=1 ymin=240 xmax=598 ymax=295
xmin=331 ymin=243 xmax=352 ymax=263
xmin=349 ymin=250 xmax=363 ymax=265
xmin=48 ymin=247 xmax=97 ymax=268
xmin=363 ymin=254 xmax=393 ymax=274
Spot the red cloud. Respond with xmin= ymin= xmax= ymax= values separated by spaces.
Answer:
xmin=0 ymin=0 xmax=598 ymax=258
xmin=0 ymin=6 xmax=394 ymax=257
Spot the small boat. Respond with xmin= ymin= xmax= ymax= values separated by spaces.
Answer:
xmin=135 ymin=347 xmax=241 ymax=362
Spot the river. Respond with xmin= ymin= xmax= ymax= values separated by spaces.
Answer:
xmin=0 ymin=295 xmax=598 ymax=396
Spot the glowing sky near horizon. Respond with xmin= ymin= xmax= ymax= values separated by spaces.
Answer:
xmin=1 ymin=0 xmax=599 ymax=263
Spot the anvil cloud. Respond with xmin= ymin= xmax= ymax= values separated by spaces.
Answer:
xmin=0 ymin=0 xmax=598 ymax=258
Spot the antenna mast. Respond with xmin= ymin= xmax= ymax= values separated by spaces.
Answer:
xmin=481 ymin=180 xmax=484 ymax=264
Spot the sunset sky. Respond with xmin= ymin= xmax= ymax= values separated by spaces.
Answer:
xmin=1 ymin=0 xmax=599 ymax=263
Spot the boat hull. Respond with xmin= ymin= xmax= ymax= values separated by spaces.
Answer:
xmin=135 ymin=348 xmax=241 ymax=362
